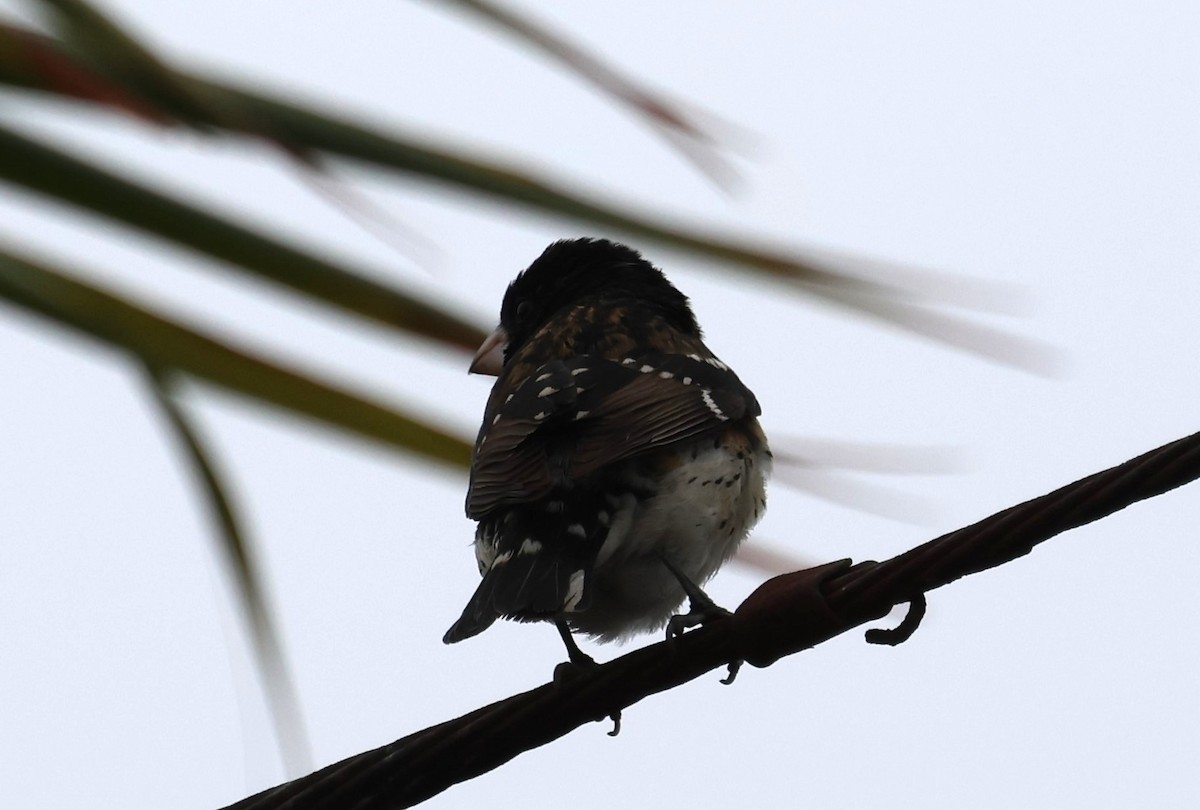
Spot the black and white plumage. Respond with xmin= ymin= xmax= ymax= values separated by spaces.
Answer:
xmin=443 ymin=238 xmax=770 ymax=647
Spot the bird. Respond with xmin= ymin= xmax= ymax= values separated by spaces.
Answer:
xmin=443 ymin=238 xmax=770 ymax=661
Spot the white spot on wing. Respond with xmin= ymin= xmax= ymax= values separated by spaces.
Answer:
xmin=659 ymin=370 xmax=675 ymax=379
xmin=567 ymin=523 xmax=586 ymax=538
xmin=573 ymin=410 xmax=590 ymax=420
xmin=535 ymin=372 xmax=552 ymax=382
xmin=639 ymin=364 xmax=655 ymax=373
xmin=537 ymin=386 xmax=558 ymax=397
xmin=519 ymin=538 xmax=542 ymax=555
xmin=571 ymin=367 xmax=589 ymax=376
xmin=701 ymin=388 xmax=729 ymax=421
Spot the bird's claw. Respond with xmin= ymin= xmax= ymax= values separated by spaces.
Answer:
xmin=665 ymin=612 xmax=699 ymax=639
xmin=665 ymin=602 xmax=731 ymax=640
xmin=720 ymin=659 xmax=743 ymax=685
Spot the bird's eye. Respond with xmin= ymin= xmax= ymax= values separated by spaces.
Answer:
xmin=516 ymin=300 xmax=534 ymax=323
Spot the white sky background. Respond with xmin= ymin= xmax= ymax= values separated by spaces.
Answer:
xmin=2 ymin=1 xmax=1199 ymax=807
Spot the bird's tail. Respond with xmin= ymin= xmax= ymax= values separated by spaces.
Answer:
xmin=442 ymin=581 xmax=500 ymax=643
xmin=443 ymin=526 xmax=598 ymax=644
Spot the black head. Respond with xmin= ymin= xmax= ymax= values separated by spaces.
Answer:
xmin=498 ymin=238 xmax=698 ymax=363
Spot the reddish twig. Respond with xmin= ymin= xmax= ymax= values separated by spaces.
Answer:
xmin=222 ymin=430 xmax=1200 ymax=809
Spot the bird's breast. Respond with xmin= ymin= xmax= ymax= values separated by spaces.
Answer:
xmin=594 ymin=424 xmax=771 ymax=582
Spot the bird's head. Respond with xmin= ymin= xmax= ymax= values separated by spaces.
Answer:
xmin=469 ymin=238 xmax=699 ymax=375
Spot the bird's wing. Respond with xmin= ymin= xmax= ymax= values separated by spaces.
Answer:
xmin=466 ymin=351 xmax=759 ymax=518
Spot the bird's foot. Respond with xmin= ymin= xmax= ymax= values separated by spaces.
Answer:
xmin=659 ymin=557 xmax=744 ymax=684
xmin=665 ymin=600 xmax=731 ymax=639
xmin=555 ymin=619 xmax=597 ymax=668
xmin=721 ymin=659 xmax=743 ymax=685
xmin=660 ymin=556 xmax=732 ymax=639
xmin=552 ymin=621 xmax=622 ymax=735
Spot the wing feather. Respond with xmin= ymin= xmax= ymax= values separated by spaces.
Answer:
xmin=467 ymin=352 xmax=758 ymax=518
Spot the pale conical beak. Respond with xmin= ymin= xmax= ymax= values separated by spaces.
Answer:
xmin=469 ymin=326 xmax=508 ymax=376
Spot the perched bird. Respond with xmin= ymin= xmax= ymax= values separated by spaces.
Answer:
xmin=444 ymin=238 xmax=770 ymax=658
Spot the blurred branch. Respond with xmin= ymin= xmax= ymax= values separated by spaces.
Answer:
xmin=771 ymin=465 xmax=940 ymax=525
xmin=0 ymin=20 xmax=1052 ymax=370
xmin=731 ymin=541 xmax=819 ymax=578
xmin=430 ymin=0 xmax=739 ymax=188
xmin=0 ymin=244 xmax=474 ymax=468
xmin=0 ymin=122 xmax=487 ymax=353
xmin=769 ymin=437 xmax=968 ymax=525
xmin=26 ymin=0 xmax=219 ymax=125
xmin=143 ymin=365 xmax=312 ymax=777
xmin=221 ymin=429 xmax=1200 ymax=809
xmin=770 ymin=436 xmax=968 ymax=475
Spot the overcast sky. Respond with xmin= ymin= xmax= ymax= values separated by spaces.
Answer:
xmin=2 ymin=2 xmax=1199 ymax=808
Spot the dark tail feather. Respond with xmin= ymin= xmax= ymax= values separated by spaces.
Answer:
xmin=490 ymin=553 xmax=580 ymax=617
xmin=443 ymin=578 xmax=500 ymax=644
xmin=443 ymin=552 xmax=589 ymax=644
